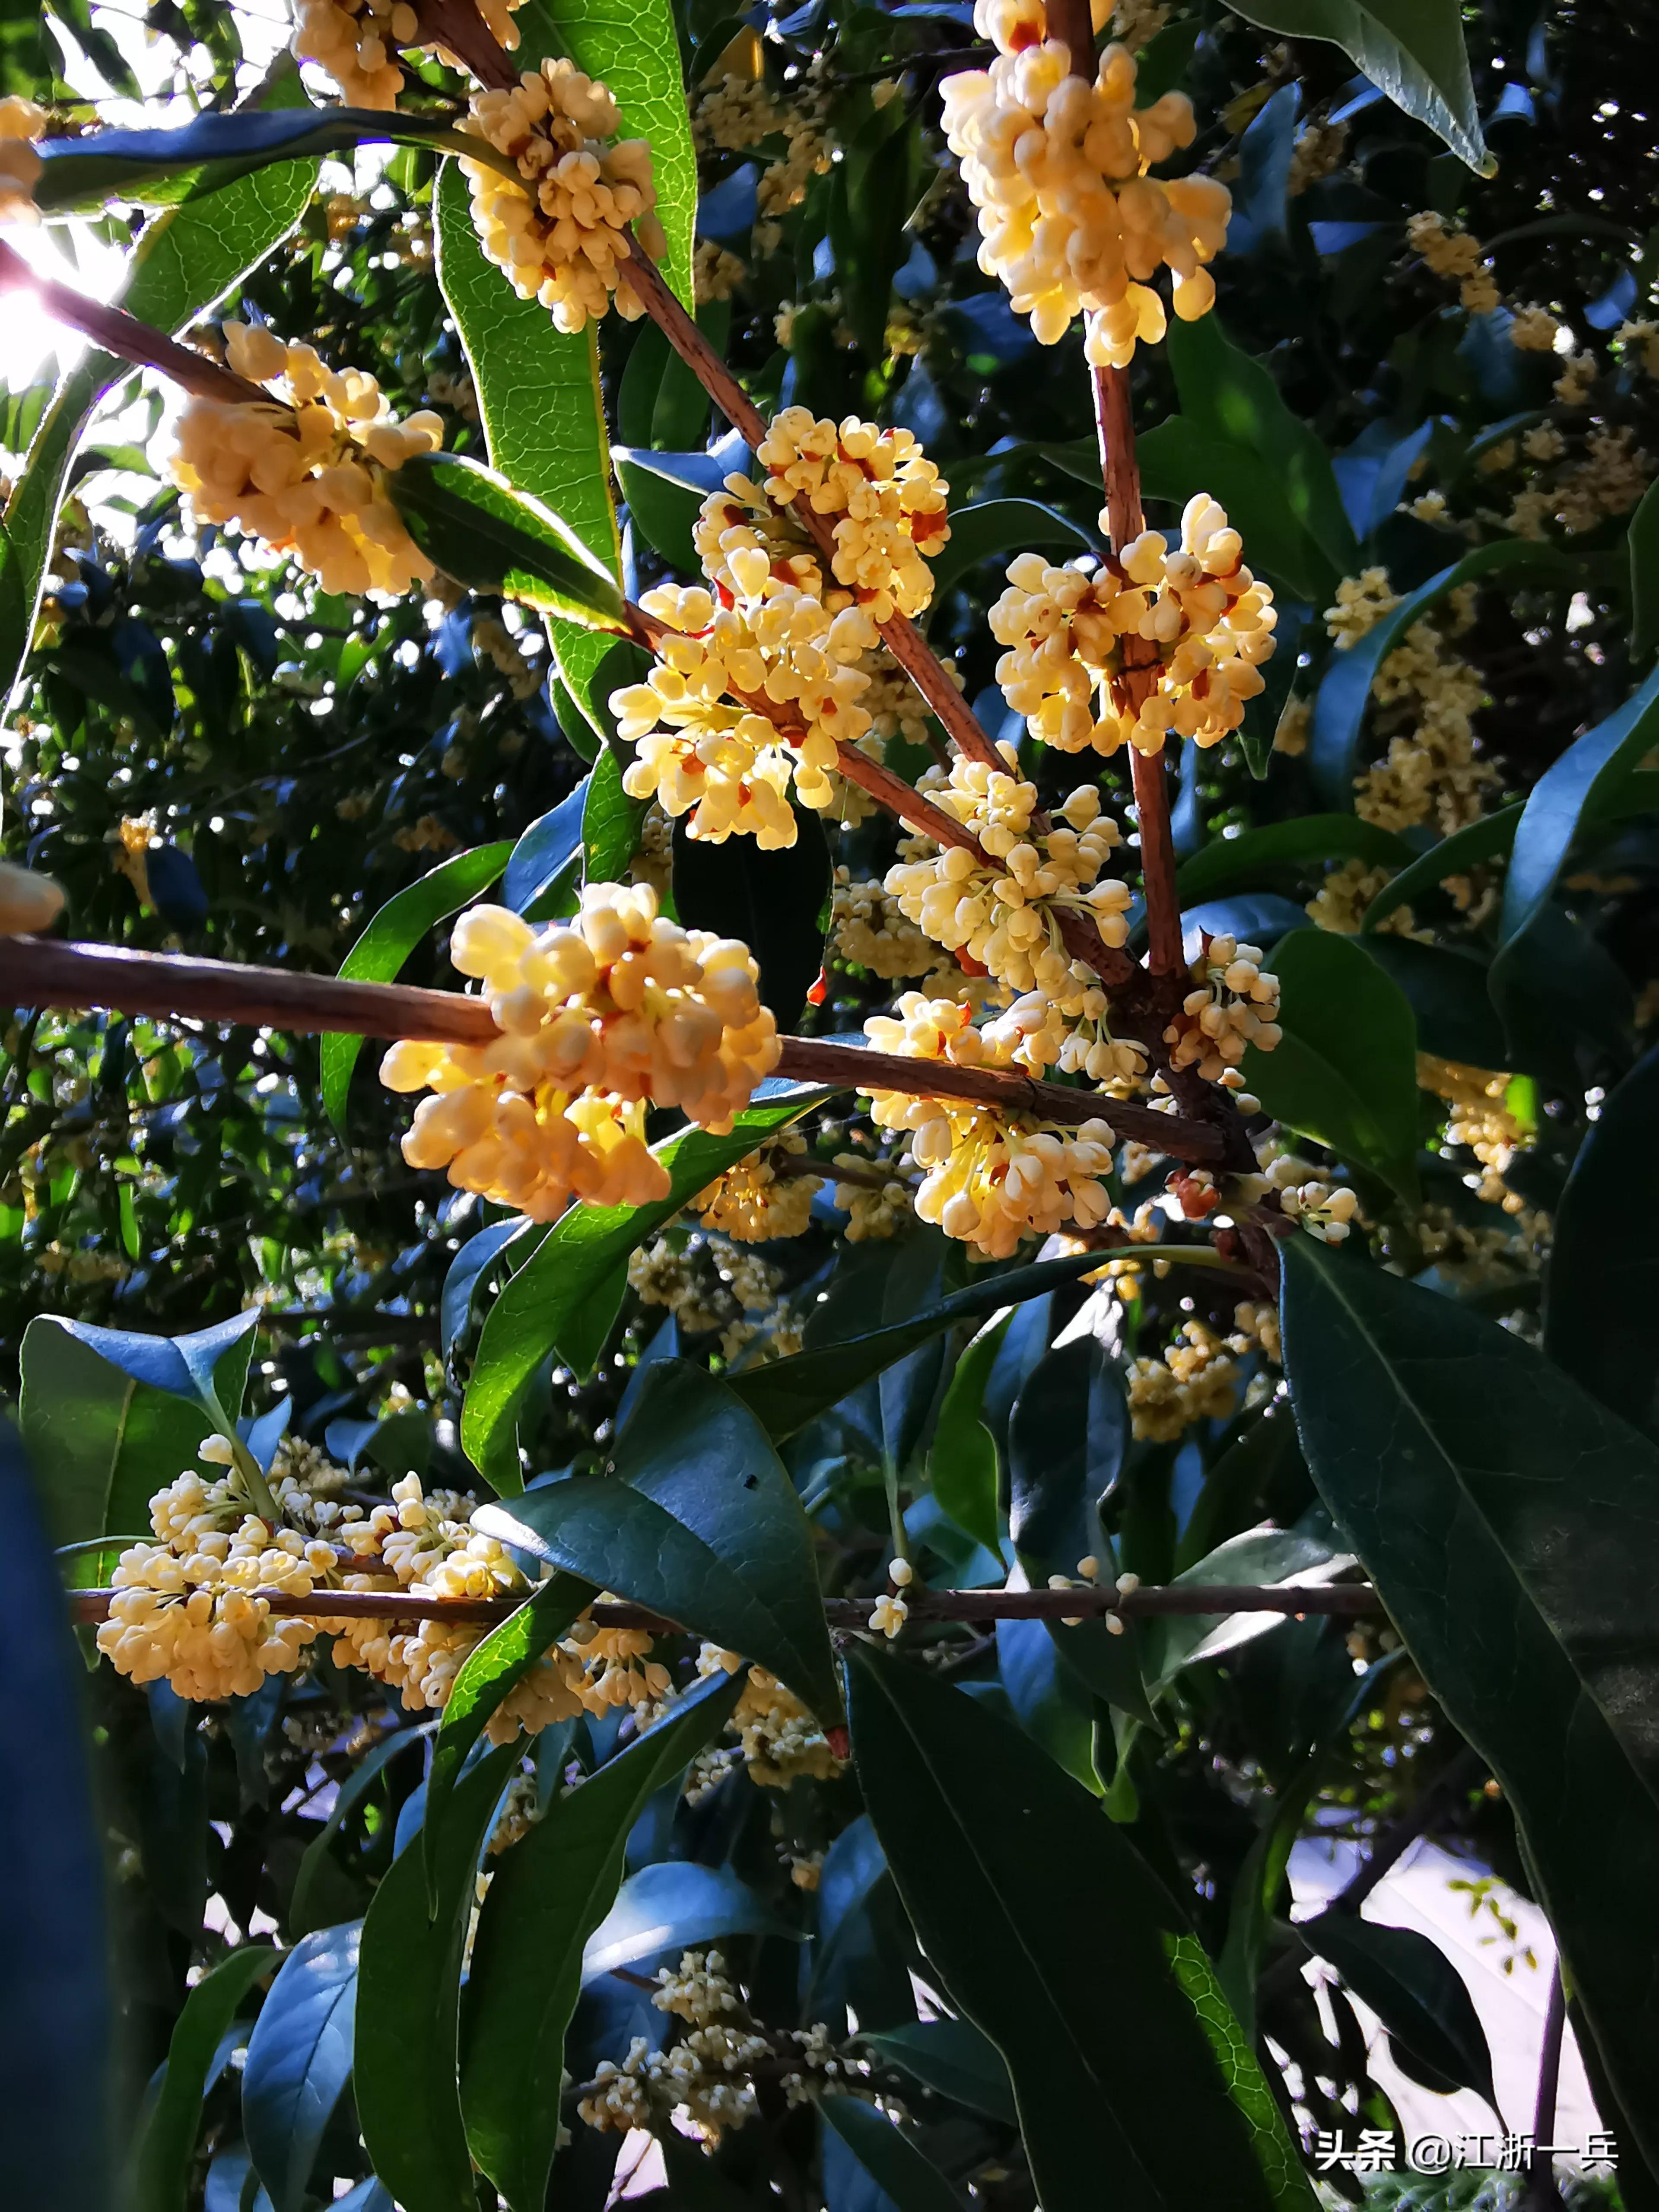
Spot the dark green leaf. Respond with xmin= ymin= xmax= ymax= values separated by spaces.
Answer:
xmin=616 ymin=449 xmax=703 ymax=572
xmin=1544 ymin=1040 xmax=1659 ymax=1441
xmin=1308 ymin=542 xmax=1574 ymax=809
xmin=459 ymin=1673 xmax=744 ymax=2211
xmin=1177 ymin=817 xmax=1413 ymax=908
xmin=1354 ymin=936 xmax=1511 ymax=1070
xmin=354 ymin=1743 xmax=519 ymax=2212
xmin=1630 ymin=477 xmax=1659 ymax=664
xmin=288 ymin=1732 xmax=426 ymax=1939
xmin=1281 ymin=1237 xmax=1659 ymax=2158
xmin=319 ymin=841 xmax=511 ymax=1132
xmin=388 ymin=454 xmax=630 ymax=631
xmin=133 ymin=1946 xmax=279 ymax=2212
xmin=475 ymin=1360 xmax=840 ymax=1720
xmin=846 ymin=1645 xmax=1315 ymax=2211
xmin=582 ymin=1860 xmax=801 ymax=1981
xmin=504 ymin=786 xmax=587 ymax=914
xmin=927 ymin=1314 xmax=1008 ymax=1553
xmin=671 ymin=808 xmax=831 ymax=1027
xmin=1141 ymin=1525 xmax=1346 ymax=1693
xmin=1300 ymin=1913 xmax=1495 ymax=2105
xmin=1358 ymin=805 xmax=1521 ymax=932
xmin=728 ymin=1249 xmax=1110 ymax=1444
xmin=925 ymin=499 xmax=1094 ymax=613
xmin=1242 ymin=929 xmax=1420 ymax=1199
xmin=582 ymin=743 xmax=648 ymax=884
xmin=242 ymin=1923 xmax=360 ymax=2212
xmin=1225 ymin=0 xmax=1491 ymax=172
xmin=820 ymin=2098 xmax=965 ymax=2212
xmin=858 ymin=2021 xmax=1017 ymax=2125
xmin=460 ymin=1084 xmax=827 ymax=1486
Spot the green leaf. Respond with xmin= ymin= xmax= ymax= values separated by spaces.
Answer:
xmin=132 ymin=1945 xmax=280 ymax=2212
xmin=925 ymin=499 xmax=1095 ymax=615
xmin=0 ymin=64 xmax=317 ymax=711
xmin=434 ymin=158 xmax=620 ymax=578
xmin=1308 ymin=541 xmax=1575 ymax=809
xmin=1630 ymin=477 xmax=1659 ymax=664
xmin=422 ymin=1572 xmax=594 ymax=1905
xmin=459 ymin=1672 xmax=744 ymax=2211
xmin=354 ymin=1742 xmax=520 ymax=2212
xmin=1141 ymin=1525 xmax=1349 ymax=1693
xmin=19 ymin=1313 xmax=257 ymax=1548
xmin=1141 ymin=313 xmax=1357 ymax=605
xmin=559 ymin=631 xmax=649 ymax=754
xmin=242 ymin=1923 xmax=360 ymax=2212
xmin=582 ymin=1860 xmax=801 ymax=1980
xmin=503 ymin=783 xmax=588 ymax=914
xmin=582 ymin=743 xmax=648 ymax=883
xmin=512 ymin=0 xmax=696 ymax=308
xmin=1300 ymin=1913 xmax=1495 ymax=2106
xmin=728 ymin=1249 xmax=1112 ymax=1445
xmin=846 ymin=1645 xmax=1315 ymax=2211
xmin=927 ymin=1313 xmax=1009 ymax=1553
xmin=388 ymin=453 xmax=629 ymax=631
xmin=1224 ymin=0 xmax=1490 ymax=172
xmin=1352 ymin=936 xmax=1511 ymax=1072
xmin=821 ymin=2098 xmax=966 ymax=2212
xmin=288 ymin=1731 xmax=426 ymax=1939
xmin=1177 ymin=817 xmax=1414 ymax=908
xmin=475 ymin=1360 xmax=841 ymax=1721
xmin=1242 ymin=929 xmax=1420 ymax=1200
xmin=1280 ymin=1237 xmax=1659 ymax=2158
xmin=319 ymin=841 xmax=511 ymax=1133
xmin=460 ymin=1083 xmax=827 ymax=1487
xmin=858 ymin=2020 xmax=1017 ymax=2125
xmin=1544 ymin=1040 xmax=1659 ymax=1442
xmin=1495 ymin=661 xmax=1659 ymax=961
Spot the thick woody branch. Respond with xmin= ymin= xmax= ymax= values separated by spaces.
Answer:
xmin=67 ymin=1581 xmax=1382 ymax=1627
xmin=0 ymin=938 xmax=1222 ymax=1157
xmin=0 ymin=238 xmax=273 ymax=409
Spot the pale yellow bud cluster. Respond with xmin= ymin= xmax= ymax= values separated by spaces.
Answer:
xmin=1406 ymin=210 xmax=1498 ymax=316
xmin=0 ymin=98 xmax=45 ymax=225
xmin=1354 ymin=621 xmax=1494 ymax=836
xmin=381 ymin=886 xmax=778 ymax=1217
xmin=748 ymin=410 xmax=949 ymax=622
xmin=1263 ymin=1154 xmax=1359 ymax=1243
xmin=833 ymin=1153 xmax=915 ymax=1241
xmin=1305 ymin=857 xmax=1423 ymax=939
xmin=695 ymin=1134 xmax=820 ymax=1240
xmin=1510 ymin=305 xmax=1561 ymax=353
xmin=613 ymin=582 xmax=879 ymax=846
xmin=628 ymin=1236 xmax=784 ymax=1359
xmin=696 ymin=1645 xmax=845 ymax=1785
xmin=990 ymin=500 xmax=1276 ymax=758
xmin=1230 ymin=1299 xmax=1282 ymax=1363
xmin=1418 ymin=1052 xmax=1529 ymax=1211
xmin=1287 ymin=121 xmax=1348 ymax=197
xmin=170 ymin=324 xmax=441 ymax=597
xmin=863 ymin=993 xmax=1116 ymax=1257
xmin=1163 ymin=932 xmax=1281 ymax=1081
xmin=1127 ymin=1320 xmax=1240 ymax=1440
xmin=885 ymin=751 xmax=1131 ymax=1021
xmin=1324 ymin=566 xmax=1401 ymax=650
xmin=461 ymin=60 xmax=665 ymax=334
xmin=941 ymin=14 xmax=1230 ymax=366
xmin=292 ymin=0 xmax=415 ymax=106
xmin=831 ymin=868 xmax=945 ymax=979
xmin=695 ymin=240 xmax=747 ymax=304
xmin=96 ymin=1468 xmax=329 ymax=1701
xmin=1616 ymin=318 xmax=1659 ymax=379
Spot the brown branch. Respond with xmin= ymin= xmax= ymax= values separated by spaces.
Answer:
xmin=0 ymin=937 xmax=1222 ymax=1156
xmin=0 ymin=238 xmax=273 ymax=409
xmin=67 ymin=1581 xmax=1382 ymax=1627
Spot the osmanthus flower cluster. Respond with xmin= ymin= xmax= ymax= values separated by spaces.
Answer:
xmin=293 ymin=0 xmax=526 ymax=105
xmin=940 ymin=4 xmax=1231 ymax=367
xmin=864 ymin=994 xmax=1116 ymax=1258
xmin=695 ymin=1133 xmax=820 ymax=1241
xmin=1162 ymin=931 xmax=1281 ymax=1089
xmin=0 ymin=97 xmax=45 ymax=223
xmin=381 ymin=886 xmax=779 ymax=1217
xmin=460 ymin=59 xmax=666 ymax=334
xmin=989 ymin=498 xmax=1278 ymax=757
xmin=612 ymin=583 xmax=880 ymax=845
xmin=169 ymin=323 xmax=442 ymax=597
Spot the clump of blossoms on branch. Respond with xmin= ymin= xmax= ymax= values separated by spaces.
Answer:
xmin=461 ymin=60 xmax=664 ymax=333
xmin=941 ymin=4 xmax=1230 ymax=367
xmin=0 ymin=97 xmax=45 ymax=223
xmin=1163 ymin=931 xmax=1281 ymax=1088
xmin=380 ymin=885 xmax=779 ymax=1217
xmin=169 ymin=323 xmax=442 ymax=595
xmin=990 ymin=497 xmax=1277 ymax=756
xmin=864 ymin=995 xmax=1116 ymax=1257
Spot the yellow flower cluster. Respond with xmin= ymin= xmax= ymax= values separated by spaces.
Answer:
xmin=1510 ymin=305 xmax=1561 ymax=353
xmin=461 ymin=60 xmax=664 ymax=334
xmin=990 ymin=499 xmax=1277 ymax=757
xmin=1127 ymin=1320 xmax=1241 ymax=1440
xmin=96 ymin=1465 xmax=327 ymax=1701
xmin=1325 ymin=566 xmax=1401 ymax=649
xmin=749 ymin=410 xmax=950 ymax=623
xmin=1306 ymin=858 xmax=1424 ymax=938
xmin=941 ymin=8 xmax=1230 ymax=367
xmin=1418 ymin=1053 xmax=1529 ymax=1211
xmin=292 ymin=0 xmax=413 ymax=106
xmin=613 ymin=583 xmax=879 ymax=846
xmin=170 ymin=324 xmax=441 ymax=597
xmin=1355 ymin=620 xmax=1494 ymax=835
xmin=863 ymin=993 xmax=1116 ymax=1257
xmin=628 ymin=1236 xmax=786 ymax=1359
xmin=692 ymin=67 xmax=833 ymax=256
xmin=699 ymin=1645 xmax=845 ymax=1785
xmin=833 ymin=1153 xmax=915 ymax=1240
xmin=1265 ymin=1155 xmax=1359 ymax=1243
xmin=1406 ymin=210 xmax=1498 ymax=316
xmin=0 ymin=97 xmax=44 ymax=224
xmin=381 ymin=885 xmax=779 ymax=1217
xmin=1163 ymin=932 xmax=1281 ymax=1083
xmin=695 ymin=239 xmax=747 ymax=303
xmin=885 ymin=752 xmax=1130 ymax=1023
xmin=695 ymin=1134 xmax=820 ymax=1240
xmin=830 ymin=868 xmax=945 ymax=979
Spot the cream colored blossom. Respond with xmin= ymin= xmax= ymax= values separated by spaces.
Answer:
xmin=1163 ymin=932 xmax=1281 ymax=1081
xmin=696 ymin=1135 xmax=820 ymax=1240
xmin=0 ymin=97 xmax=44 ymax=224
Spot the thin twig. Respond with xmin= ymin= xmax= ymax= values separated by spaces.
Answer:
xmin=1523 ymin=1968 xmax=1568 ymax=2208
xmin=67 ymin=1580 xmax=1382 ymax=1627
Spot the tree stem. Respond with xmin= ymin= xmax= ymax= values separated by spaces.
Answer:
xmin=1525 ymin=1969 xmax=1568 ymax=2212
